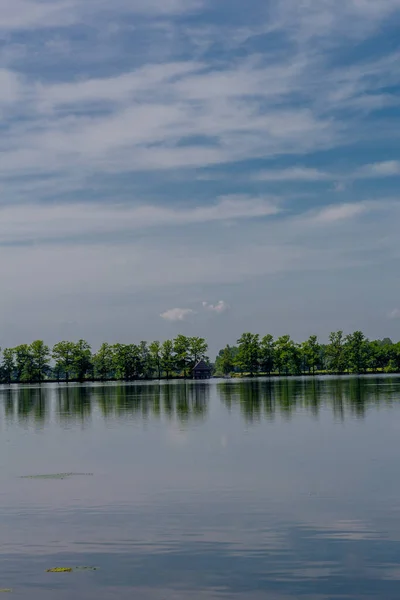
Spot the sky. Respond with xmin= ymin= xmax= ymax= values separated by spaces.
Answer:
xmin=0 ymin=0 xmax=400 ymax=355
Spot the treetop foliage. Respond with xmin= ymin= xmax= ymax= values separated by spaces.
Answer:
xmin=214 ymin=331 xmax=400 ymax=377
xmin=0 ymin=336 xmax=209 ymax=384
xmin=1 ymin=331 xmax=400 ymax=384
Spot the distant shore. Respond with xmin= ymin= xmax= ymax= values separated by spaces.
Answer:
xmin=1 ymin=370 xmax=398 ymax=386
xmin=1 ymin=332 xmax=399 ymax=385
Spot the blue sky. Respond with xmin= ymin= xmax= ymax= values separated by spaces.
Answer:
xmin=0 ymin=0 xmax=400 ymax=354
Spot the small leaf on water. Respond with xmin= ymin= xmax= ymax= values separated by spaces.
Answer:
xmin=0 ymin=589 xmax=12 ymax=593
xmin=21 ymin=473 xmax=93 ymax=480
xmin=46 ymin=566 xmax=97 ymax=573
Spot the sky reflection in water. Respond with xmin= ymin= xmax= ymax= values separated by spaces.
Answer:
xmin=1 ymin=377 xmax=400 ymax=599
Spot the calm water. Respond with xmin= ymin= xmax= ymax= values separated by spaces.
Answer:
xmin=2 ymin=377 xmax=400 ymax=599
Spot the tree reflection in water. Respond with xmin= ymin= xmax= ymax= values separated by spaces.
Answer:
xmin=0 ymin=377 xmax=399 ymax=426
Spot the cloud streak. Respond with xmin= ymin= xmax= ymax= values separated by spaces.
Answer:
xmin=254 ymin=167 xmax=331 ymax=182
xmin=160 ymin=308 xmax=196 ymax=321
xmin=0 ymin=0 xmax=201 ymax=31
xmin=0 ymin=196 xmax=279 ymax=245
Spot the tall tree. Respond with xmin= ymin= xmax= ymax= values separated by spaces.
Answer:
xmin=138 ymin=341 xmax=152 ymax=379
xmin=113 ymin=344 xmax=139 ymax=380
xmin=52 ymin=341 xmax=76 ymax=382
xmin=326 ymin=331 xmax=346 ymax=374
xmin=73 ymin=340 xmax=92 ymax=382
xmin=188 ymin=337 xmax=208 ymax=367
xmin=235 ymin=333 xmax=260 ymax=376
xmin=93 ymin=343 xmax=114 ymax=381
xmin=345 ymin=331 xmax=369 ymax=374
xmin=113 ymin=344 xmax=128 ymax=380
xmin=14 ymin=344 xmax=30 ymax=382
xmin=174 ymin=335 xmax=191 ymax=377
xmin=369 ymin=339 xmax=392 ymax=372
xmin=29 ymin=340 xmax=50 ymax=383
xmin=161 ymin=339 xmax=175 ymax=379
xmin=218 ymin=345 xmax=235 ymax=376
xmin=2 ymin=348 xmax=15 ymax=384
xmin=274 ymin=335 xmax=300 ymax=375
xmin=149 ymin=341 xmax=162 ymax=379
xmin=390 ymin=342 xmax=400 ymax=372
xmin=259 ymin=335 xmax=275 ymax=375
xmin=301 ymin=335 xmax=321 ymax=374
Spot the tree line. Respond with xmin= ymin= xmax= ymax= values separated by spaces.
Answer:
xmin=1 ymin=330 xmax=400 ymax=384
xmin=214 ymin=332 xmax=400 ymax=376
xmin=0 ymin=336 xmax=208 ymax=384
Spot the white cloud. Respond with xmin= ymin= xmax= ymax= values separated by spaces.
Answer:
xmin=2 ymin=32 xmax=399 ymax=185
xmin=0 ymin=0 xmax=78 ymax=31
xmin=388 ymin=308 xmax=400 ymax=320
xmin=0 ymin=196 xmax=279 ymax=244
xmin=160 ymin=308 xmax=196 ymax=321
xmin=0 ymin=0 xmax=200 ymax=31
xmin=254 ymin=160 xmax=400 ymax=186
xmin=0 ymin=54 xmax=336 ymax=180
xmin=1 ymin=42 xmax=397 ymax=185
xmin=254 ymin=167 xmax=330 ymax=182
xmin=355 ymin=161 xmax=400 ymax=178
xmin=202 ymin=300 xmax=230 ymax=314
xmin=270 ymin=0 xmax=400 ymax=44
xmin=310 ymin=203 xmax=370 ymax=224
xmin=37 ymin=62 xmax=202 ymax=110
xmin=0 ymin=0 xmax=398 ymax=190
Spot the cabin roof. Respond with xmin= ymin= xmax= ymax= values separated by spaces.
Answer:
xmin=193 ymin=359 xmax=211 ymax=371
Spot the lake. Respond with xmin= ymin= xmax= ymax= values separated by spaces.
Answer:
xmin=1 ymin=376 xmax=400 ymax=599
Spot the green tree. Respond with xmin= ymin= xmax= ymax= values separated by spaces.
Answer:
xmin=274 ymin=335 xmax=300 ymax=375
xmin=188 ymin=337 xmax=208 ymax=367
xmin=2 ymin=348 xmax=15 ymax=384
xmin=93 ymin=343 xmax=114 ymax=381
xmin=29 ymin=340 xmax=50 ymax=383
xmin=113 ymin=344 xmax=139 ymax=380
xmin=369 ymin=339 xmax=392 ymax=372
xmin=113 ymin=344 xmax=128 ymax=380
xmin=344 ymin=331 xmax=369 ymax=374
xmin=301 ymin=335 xmax=321 ymax=374
xmin=53 ymin=341 xmax=76 ymax=382
xmin=161 ymin=339 xmax=175 ymax=379
xmin=386 ymin=341 xmax=400 ymax=372
xmin=138 ymin=341 xmax=152 ymax=379
xmin=259 ymin=335 xmax=275 ymax=375
xmin=73 ymin=340 xmax=92 ymax=382
xmin=326 ymin=331 xmax=346 ymax=374
xmin=149 ymin=341 xmax=162 ymax=379
xmin=14 ymin=344 xmax=30 ymax=382
xmin=174 ymin=335 xmax=191 ymax=377
xmin=218 ymin=345 xmax=235 ymax=376
xmin=235 ymin=333 xmax=260 ymax=376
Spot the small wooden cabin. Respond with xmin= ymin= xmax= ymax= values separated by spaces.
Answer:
xmin=192 ymin=359 xmax=212 ymax=380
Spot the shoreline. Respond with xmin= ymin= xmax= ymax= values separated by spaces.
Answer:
xmin=1 ymin=371 xmax=399 ymax=386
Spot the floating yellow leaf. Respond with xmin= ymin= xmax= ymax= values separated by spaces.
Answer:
xmin=46 ymin=568 xmax=73 ymax=573
xmin=0 ymin=589 xmax=12 ymax=593
xmin=22 ymin=473 xmax=93 ymax=480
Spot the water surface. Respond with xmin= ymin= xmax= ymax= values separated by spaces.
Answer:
xmin=1 ymin=377 xmax=400 ymax=599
